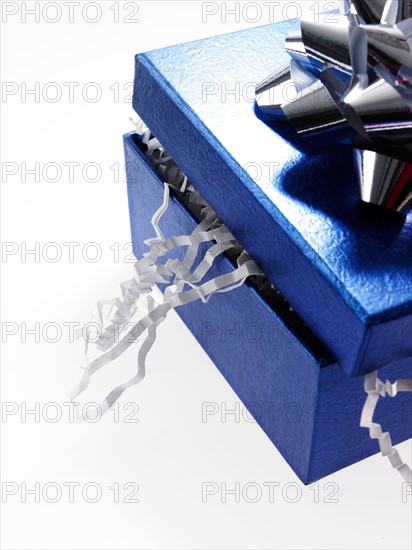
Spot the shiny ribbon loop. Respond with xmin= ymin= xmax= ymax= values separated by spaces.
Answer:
xmin=256 ymin=0 xmax=412 ymax=213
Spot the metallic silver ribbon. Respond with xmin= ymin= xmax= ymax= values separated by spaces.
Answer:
xmin=256 ymin=0 xmax=412 ymax=213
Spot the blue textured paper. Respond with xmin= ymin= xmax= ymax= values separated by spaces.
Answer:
xmin=124 ymin=132 xmax=412 ymax=483
xmin=132 ymin=22 xmax=412 ymax=377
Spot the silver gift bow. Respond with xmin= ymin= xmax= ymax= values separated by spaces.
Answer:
xmin=256 ymin=0 xmax=412 ymax=213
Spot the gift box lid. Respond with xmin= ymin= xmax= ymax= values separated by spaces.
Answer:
xmin=132 ymin=21 xmax=412 ymax=377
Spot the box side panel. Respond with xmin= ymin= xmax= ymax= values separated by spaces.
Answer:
xmin=125 ymin=134 xmax=320 ymax=481
xmin=309 ymin=358 xmax=412 ymax=482
xmin=360 ymin=317 xmax=412 ymax=376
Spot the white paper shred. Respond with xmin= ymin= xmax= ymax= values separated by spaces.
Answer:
xmin=361 ymin=370 xmax=412 ymax=482
xmin=71 ymin=119 xmax=263 ymax=422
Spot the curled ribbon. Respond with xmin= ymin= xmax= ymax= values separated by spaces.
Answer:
xmin=361 ymin=370 xmax=412 ymax=482
xmin=256 ymin=0 xmax=412 ymax=213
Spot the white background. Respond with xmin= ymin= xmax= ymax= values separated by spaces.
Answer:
xmin=1 ymin=1 xmax=412 ymax=549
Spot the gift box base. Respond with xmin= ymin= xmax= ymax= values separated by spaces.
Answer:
xmin=124 ymin=131 xmax=412 ymax=484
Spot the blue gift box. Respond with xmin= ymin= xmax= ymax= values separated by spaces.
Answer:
xmin=132 ymin=21 xmax=412 ymax=378
xmin=125 ymin=21 xmax=412 ymax=482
